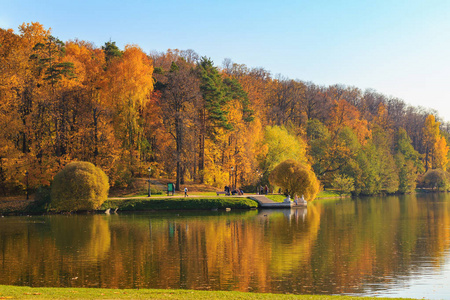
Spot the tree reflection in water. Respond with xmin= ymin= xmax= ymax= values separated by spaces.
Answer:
xmin=1 ymin=194 xmax=450 ymax=298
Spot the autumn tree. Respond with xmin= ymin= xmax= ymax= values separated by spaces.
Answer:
xmin=422 ymin=168 xmax=449 ymax=191
xmin=258 ymin=125 xmax=307 ymax=185
xmin=423 ymin=114 xmax=449 ymax=171
xmin=269 ymin=159 xmax=320 ymax=201
xmin=302 ymin=82 xmax=331 ymax=124
xmin=394 ymin=128 xmax=422 ymax=193
xmin=157 ymin=59 xmax=201 ymax=190
xmin=64 ymin=40 xmax=109 ymax=163
xmin=267 ymin=77 xmax=304 ymax=127
xmin=331 ymin=174 xmax=355 ymax=196
xmin=371 ymin=125 xmax=399 ymax=194
xmin=328 ymin=99 xmax=371 ymax=145
xmin=222 ymin=60 xmax=272 ymax=122
xmin=307 ymin=120 xmax=360 ymax=186
xmin=105 ymin=45 xmax=154 ymax=183
xmin=197 ymin=57 xmax=232 ymax=183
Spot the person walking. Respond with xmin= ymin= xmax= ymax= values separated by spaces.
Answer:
xmin=184 ymin=187 xmax=188 ymax=197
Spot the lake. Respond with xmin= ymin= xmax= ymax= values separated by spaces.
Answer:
xmin=1 ymin=193 xmax=450 ymax=298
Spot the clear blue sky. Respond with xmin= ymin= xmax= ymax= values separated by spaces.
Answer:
xmin=2 ymin=0 xmax=450 ymax=121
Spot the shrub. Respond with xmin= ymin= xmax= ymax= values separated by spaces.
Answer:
xmin=51 ymin=161 xmax=109 ymax=212
xmin=26 ymin=185 xmax=52 ymax=213
xmin=269 ymin=159 xmax=320 ymax=201
xmin=331 ymin=174 xmax=355 ymax=196
xmin=422 ymin=168 xmax=450 ymax=191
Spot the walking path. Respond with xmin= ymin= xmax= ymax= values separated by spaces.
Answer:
xmin=108 ymin=194 xmax=259 ymax=200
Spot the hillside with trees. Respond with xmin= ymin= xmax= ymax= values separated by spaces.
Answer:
xmin=1 ymin=22 xmax=449 ymax=196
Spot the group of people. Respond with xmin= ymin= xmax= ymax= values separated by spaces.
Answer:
xmin=182 ymin=186 xmax=245 ymax=197
xmin=224 ymin=186 xmax=244 ymax=195
xmin=258 ymin=185 xmax=269 ymax=195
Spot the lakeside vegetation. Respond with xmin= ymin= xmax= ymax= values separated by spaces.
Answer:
xmin=0 ymin=185 xmax=346 ymax=214
xmin=102 ymin=196 xmax=258 ymax=211
xmin=0 ymin=285 xmax=413 ymax=300
xmin=2 ymin=22 xmax=450 ymax=204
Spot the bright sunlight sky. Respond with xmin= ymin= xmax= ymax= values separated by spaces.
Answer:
xmin=1 ymin=0 xmax=450 ymax=121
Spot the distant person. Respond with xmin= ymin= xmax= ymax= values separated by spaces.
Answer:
xmin=184 ymin=187 xmax=188 ymax=197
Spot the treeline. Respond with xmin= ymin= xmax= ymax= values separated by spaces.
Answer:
xmin=1 ymin=22 xmax=449 ymax=195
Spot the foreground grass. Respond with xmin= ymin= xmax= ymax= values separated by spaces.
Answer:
xmin=0 ymin=285 xmax=412 ymax=300
xmin=102 ymin=196 xmax=258 ymax=211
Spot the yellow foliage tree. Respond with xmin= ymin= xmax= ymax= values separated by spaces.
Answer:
xmin=258 ymin=125 xmax=307 ymax=174
xmin=106 ymin=45 xmax=154 ymax=178
xmin=433 ymin=135 xmax=449 ymax=170
xmin=423 ymin=114 xmax=448 ymax=171
xmin=269 ymin=159 xmax=320 ymax=201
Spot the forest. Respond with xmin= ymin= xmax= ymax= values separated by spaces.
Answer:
xmin=1 ymin=22 xmax=450 ymax=196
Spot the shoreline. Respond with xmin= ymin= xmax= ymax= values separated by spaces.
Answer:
xmin=2 ymin=189 xmax=442 ymax=216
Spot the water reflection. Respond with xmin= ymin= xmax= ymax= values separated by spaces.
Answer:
xmin=1 ymin=194 xmax=450 ymax=298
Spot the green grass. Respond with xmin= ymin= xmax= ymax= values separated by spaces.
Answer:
xmin=191 ymin=191 xmax=219 ymax=196
xmin=0 ymin=285 xmax=413 ymax=299
xmin=102 ymin=197 xmax=258 ymax=211
xmin=266 ymin=190 xmax=347 ymax=203
xmin=316 ymin=190 xmax=348 ymax=198
xmin=266 ymin=194 xmax=286 ymax=202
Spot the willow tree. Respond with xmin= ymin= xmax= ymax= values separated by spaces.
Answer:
xmin=106 ymin=45 xmax=154 ymax=179
xmin=269 ymin=159 xmax=320 ymax=201
xmin=258 ymin=125 xmax=307 ymax=185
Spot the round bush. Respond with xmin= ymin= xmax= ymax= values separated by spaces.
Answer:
xmin=269 ymin=159 xmax=320 ymax=201
xmin=51 ymin=161 xmax=109 ymax=212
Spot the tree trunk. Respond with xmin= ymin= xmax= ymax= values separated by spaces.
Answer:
xmin=198 ymin=108 xmax=205 ymax=183
xmin=175 ymin=116 xmax=183 ymax=191
xmin=93 ymin=108 xmax=99 ymax=163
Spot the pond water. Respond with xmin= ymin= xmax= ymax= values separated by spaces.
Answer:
xmin=1 ymin=193 xmax=450 ymax=298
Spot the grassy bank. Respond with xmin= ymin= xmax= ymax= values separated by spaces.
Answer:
xmin=102 ymin=196 xmax=258 ymax=211
xmin=0 ymin=285 xmax=412 ymax=300
xmin=266 ymin=190 xmax=348 ymax=203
